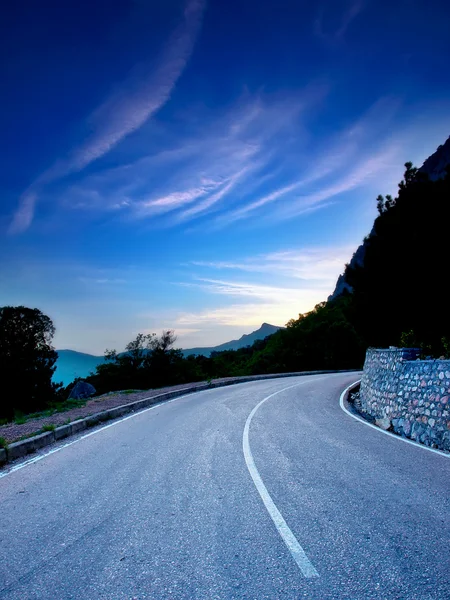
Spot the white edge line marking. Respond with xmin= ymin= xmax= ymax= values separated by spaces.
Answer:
xmin=243 ymin=380 xmax=320 ymax=578
xmin=0 ymin=389 xmax=207 ymax=479
xmin=0 ymin=376 xmax=329 ymax=479
xmin=0 ymin=374 xmax=344 ymax=479
xmin=2 ymin=381 xmax=272 ymax=479
xmin=339 ymin=381 xmax=450 ymax=459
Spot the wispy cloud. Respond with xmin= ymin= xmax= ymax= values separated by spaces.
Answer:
xmin=335 ymin=0 xmax=365 ymax=38
xmin=9 ymin=0 xmax=206 ymax=234
xmin=176 ymin=243 xmax=355 ymax=329
xmin=68 ymin=0 xmax=205 ymax=173
xmin=216 ymin=182 xmax=300 ymax=225
xmin=192 ymin=246 xmax=354 ymax=283
xmin=9 ymin=192 xmax=37 ymax=235
xmin=186 ymin=278 xmax=305 ymax=303
xmin=78 ymin=277 xmax=127 ymax=285
xmin=176 ymin=303 xmax=295 ymax=327
xmin=58 ymin=85 xmax=325 ymax=224
xmin=133 ymin=94 xmax=403 ymax=229
xmin=211 ymin=138 xmax=399 ymax=227
xmin=175 ymin=291 xmax=326 ymax=329
xmin=135 ymin=181 xmax=221 ymax=217
xmin=12 ymin=70 xmax=411 ymax=233
xmin=315 ymin=0 xmax=366 ymax=43
xmin=176 ymin=166 xmax=252 ymax=221
xmin=275 ymin=142 xmax=400 ymax=220
xmin=57 ymin=97 xmax=271 ymax=220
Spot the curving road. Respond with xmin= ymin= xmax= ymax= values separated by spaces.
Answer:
xmin=0 ymin=373 xmax=449 ymax=600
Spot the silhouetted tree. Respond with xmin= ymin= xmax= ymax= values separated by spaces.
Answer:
xmin=88 ymin=330 xmax=180 ymax=393
xmin=346 ymin=162 xmax=449 ymax=354
xmin=0 ymin=306 xmax=59 ymax=419
xmin=376 ymin=194 xmax=385 ymax=214
xmin=384 ymin=194 xmax=394 ymax=210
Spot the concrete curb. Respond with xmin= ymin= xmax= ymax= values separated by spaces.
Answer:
xmin=1 ymin=369 xmax=359 ymax=466
xmin=340 ymin=380 xmax=361 ymax=404
xmin=339 ymin=380 xmax=450 ymax=458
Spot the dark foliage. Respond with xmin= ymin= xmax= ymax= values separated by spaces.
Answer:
xmin=0 ymin=306 xmax=61 ymax=420
xmin=345 ymin=164 xmax=450 ymax=355
xmin=85 ymin=331 xmax=195 ymax=394
xmin=247 ymin=299 xmax=366 ymax=374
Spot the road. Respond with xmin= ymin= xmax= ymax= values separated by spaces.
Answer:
xmin=0 ymin=373 xmax=449 ymax=599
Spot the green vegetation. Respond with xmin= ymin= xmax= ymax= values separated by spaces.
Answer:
xmin=48 ymin=397 xmax=87 ymax=412
xmin=2 ymin=397 xmax=88 ymax=426
xmin=14 ymin=413 xmax=27 ymax=425
xmin=41 ymin=424 xmax=56 ymax=432
xmin=0 ymin=437 xmax=8 ymax=449
xmin=86 ymin=331 xmax=189 ymax=395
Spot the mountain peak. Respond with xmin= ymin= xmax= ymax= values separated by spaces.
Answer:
xmin=181 ymin=322 xmax=282 ymax=357
xmin=242 ymin=323 xmax=281 ymax=338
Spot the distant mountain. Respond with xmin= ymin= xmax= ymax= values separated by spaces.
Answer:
xmin=181 ymin=322 xmax=282 ymax=357
xmin=53 ymin=323 xmax=282 ymax=386
xmin=328 ymin=136 xmax=450 ymax=302
xmin=54 ymin=350 xmax=105 ymax=387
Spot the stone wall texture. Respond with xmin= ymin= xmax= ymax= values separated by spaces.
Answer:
xmin=360 ymin=348 xmax=450 ymax=451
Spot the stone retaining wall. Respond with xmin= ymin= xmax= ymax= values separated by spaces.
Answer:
xmin=360 ymin=348 xmax=450 ymax=451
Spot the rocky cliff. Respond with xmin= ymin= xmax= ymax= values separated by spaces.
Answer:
xmin=419 ymin=135 xmax=450 ymax=180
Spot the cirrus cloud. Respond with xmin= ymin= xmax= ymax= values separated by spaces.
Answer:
xmin=9 ymin=0 xmax=206 ymax=234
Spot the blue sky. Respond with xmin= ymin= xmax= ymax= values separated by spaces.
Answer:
xmin=1 ymin=0 xmax=449 ymax=354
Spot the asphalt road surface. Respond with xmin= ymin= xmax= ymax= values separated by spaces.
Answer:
xmin=0 ymin=373 xmax=449 ymax=600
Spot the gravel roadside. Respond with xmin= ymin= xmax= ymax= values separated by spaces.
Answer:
xmin=0 ymin=381 xmax=210 ymax=444
xmin=1 ymin=370 xmax=360 ymax=445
